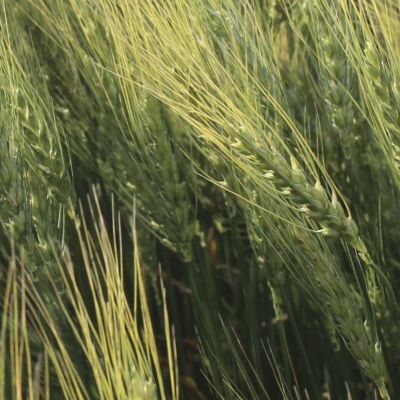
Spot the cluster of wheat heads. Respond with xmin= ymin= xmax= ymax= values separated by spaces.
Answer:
xmin=1 ymin=0 xmax=400 ymax=399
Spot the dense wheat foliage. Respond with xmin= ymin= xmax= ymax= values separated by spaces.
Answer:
xmin=1 ymin=0 xmax=400 ymax=399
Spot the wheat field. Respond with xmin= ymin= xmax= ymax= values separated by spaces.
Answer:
xmin=1 ymin=1 xmax=400 ymax=399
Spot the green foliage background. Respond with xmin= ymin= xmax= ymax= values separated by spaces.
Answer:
xmin=1 ymin=0 xmax=400 ymax=399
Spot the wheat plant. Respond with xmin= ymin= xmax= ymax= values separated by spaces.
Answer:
xmin=1 ymin=0 xmax=400 ymax=399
